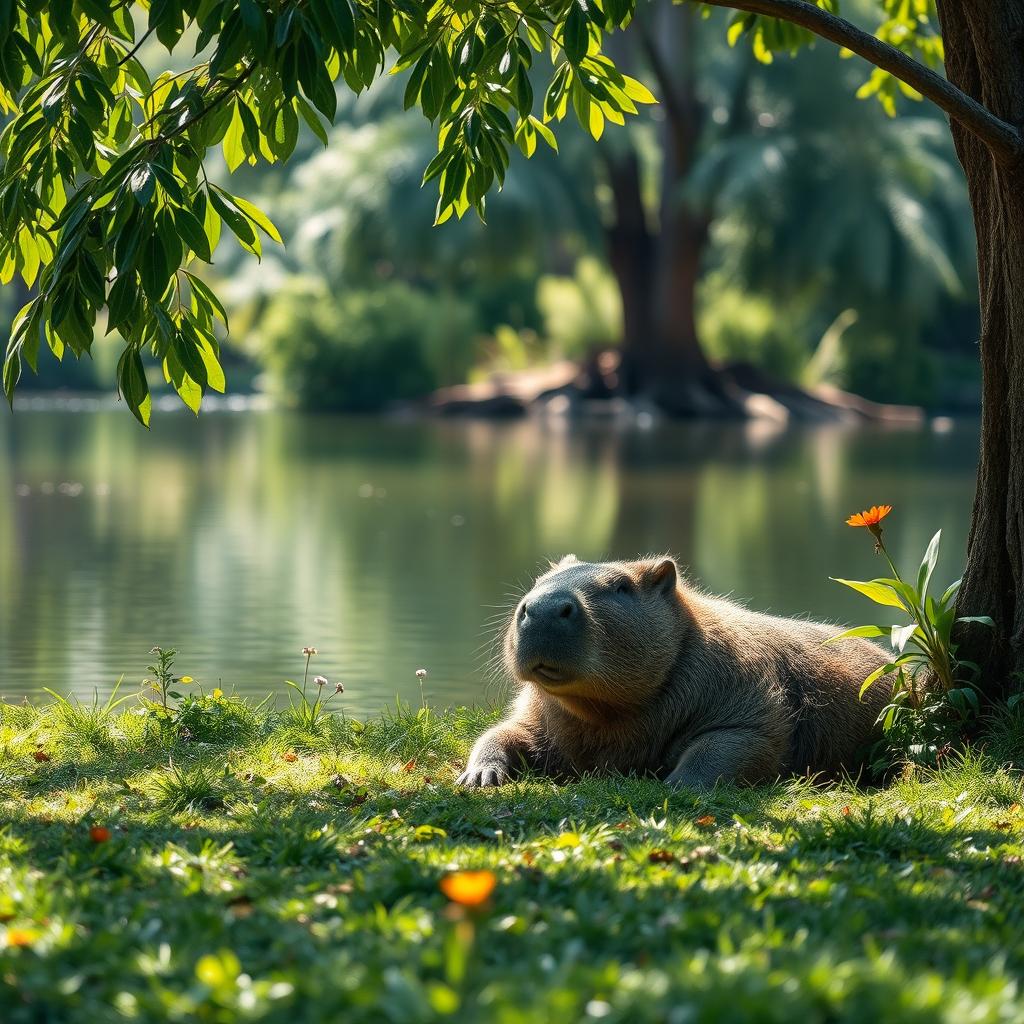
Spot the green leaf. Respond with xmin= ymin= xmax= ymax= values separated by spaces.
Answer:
xmin=117 ymin=346 xmax=151 ymax=428
xmin=220 ymin=190 xmax=283 ymax=244
xmin=830 ymin=578 xmax=907 ymax=611
xmin=222 ymin=103 xmax=247 ymax=173
xmin=184 ymin=272 xmax=230 ymax=328
xmin=890 ymin=623 xmax=918 ymax=653
xmin=822 ymin=625 xmax=886 ymax=644
xmin=859 ymin=661 xmax=901 ymax=699
xmin=917 ymin=529 xmax=941 ymax=600
xmin=129 ymin=164 xmax=155 ymax=207
xmin=174 ymin=206 xmax=213 ymax=262
xmin=939 ymin=578 xmax=962 ymax=607
xmin=956 ymin=615 xmax=995 ymax=628
xmin=563 ymin=3 xmax=589 ymax=64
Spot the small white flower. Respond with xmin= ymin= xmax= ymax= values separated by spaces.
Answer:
xmin=415 ymin=668 xmax=428 ymax=680
xmin=314 ymin=675 xmax=328 ymax=688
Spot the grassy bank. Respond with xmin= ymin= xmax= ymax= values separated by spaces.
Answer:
xmin=1 ymin=693 xmax=1023 ymax=1023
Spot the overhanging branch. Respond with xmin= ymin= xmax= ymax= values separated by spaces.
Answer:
xmin=699 ymin=0 xmax=1024 ymax=163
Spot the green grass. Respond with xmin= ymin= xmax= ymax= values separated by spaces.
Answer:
xmin=1 ymin=694 xmax=1023 ymax=1023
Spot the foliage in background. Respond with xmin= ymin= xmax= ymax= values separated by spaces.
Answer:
xmin=258 ymin=277 xmax=478 ymax=411
xmin=0 ymin=0 xmax=654 ymax=422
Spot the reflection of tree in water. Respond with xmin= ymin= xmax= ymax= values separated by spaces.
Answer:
xmin=0 ymin=413 xmax=980 ymax=707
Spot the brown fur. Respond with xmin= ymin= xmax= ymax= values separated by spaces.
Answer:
xmin=458 ymin=555 xmax=893 ymax=790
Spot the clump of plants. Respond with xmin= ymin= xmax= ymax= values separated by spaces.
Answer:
xmin=830 ymin=504 xmax=994 ymax=766
xmin=279 ymin=646 xmax=348 ymax=748
xmin=141 ymin=647 xmax=267 ymax=746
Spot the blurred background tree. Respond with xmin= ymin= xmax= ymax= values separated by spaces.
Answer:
xmin=2 ymin=1 xmax=979 ymax=413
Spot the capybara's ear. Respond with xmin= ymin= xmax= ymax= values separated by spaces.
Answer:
xmin=645 ymin=558 xmax=679 ymax=596
xmin=549 ymin=553 xmax=579 ymax=570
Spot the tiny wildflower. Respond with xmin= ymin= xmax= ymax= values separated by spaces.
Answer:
xmin=180 ymin=676 xmax=194 ymax=684
xmin=302 ymin=647 xmax=318 ymax=657
xmin=335 ymin=681 xmax=345 ymax=694
xmin=415 ymin=668 xmax=428 ymax=681
xmin=283 ymin=751 xmax=298 ymax=763
xmin=89 ymin=825 xmax=112 ymax=843
xmin=212 ymin=688 xmax=223 ymax=699
xmin=314 ymin=675 xmax=328 ymax=688
xmin=440 ymin=870 xmax=497 ymax=907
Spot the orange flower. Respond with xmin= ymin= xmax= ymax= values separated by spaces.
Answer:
xmin=282 ymin=751 xmax=298 ymax=763
xmin=89 ymin=825 xmax=111 ymax=843
xmin=846 ymin=505 xmax=893 ymax=528
xmin=439 ymin=870 xmax=497 ymax=907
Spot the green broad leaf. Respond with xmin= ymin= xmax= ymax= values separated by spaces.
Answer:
xmin=917 ymin=529 xmax=941 ymax=599
xmin=563 ymin=3 xmax=590 ymax=64
xmin=890 ymin=623 xmax=918 ymax=653
xmin=939 ymin=578 xmax=962 ymax=607
xmin=295 ymin=96 xmax=329 ymax=146
xmin=173 ymin=331 xmax=208 ymax=392
xmin=196 ymin=333 xmax=226 ymax=393
xmin=184 ymin=273 xmax=229 ymax=327
xmin=529 ymin=116 xmax=558 ymax=151
xmin=176 ymin=371 xmax=203 ymax=415
xmin=822 ymin=625 xmax=886 ymax=644
xmin=116 ymin=346 xmax=151 ymax=428
xmin=3 ymin=348 xmax=22 ymax=407
xmin=859 ymin=662 xmax=897 ymax=698
xmin=173 ymin=207 xmax=213 ymax=262
xmin=222 ymin=104 xmax=247 ymax=173
xmin=221 ymin=191 xmax=283 ymax=244
xmin=621 ymin=74 xmax=657 ymax=104
xmin=129 ymin=164 xmax=155 ymax=207
xmin=956 ymin=615 xmax=996 ymax=628
xmin=830 ymin=578 xmax=907 ymax=611
xmin=106 ymin=272 xmax=138 ymax=329
xmin=208 ymin=189 xmax=260 ymax=258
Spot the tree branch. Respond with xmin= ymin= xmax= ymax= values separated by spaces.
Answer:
xmin=699 ymin=0 xmax=1024 ymax=164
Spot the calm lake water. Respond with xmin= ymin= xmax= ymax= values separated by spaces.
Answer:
xmin=0 ymin=405 xmax=979 ymax=714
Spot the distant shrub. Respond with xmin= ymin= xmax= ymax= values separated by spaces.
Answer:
xmin=536 ymin=257 xmax=622 ymax=358
xmin=259 ymin=278 xmax=478 ymax=411
xmin=698 ymin=281 xmax=807 ymax=382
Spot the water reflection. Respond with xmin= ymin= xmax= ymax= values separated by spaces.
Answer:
xmin=0 ymin=409 xmax=978 ymax=713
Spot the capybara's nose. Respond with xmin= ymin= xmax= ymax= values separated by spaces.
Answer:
xmin=520 ymin=590 xmax=579 ymax=629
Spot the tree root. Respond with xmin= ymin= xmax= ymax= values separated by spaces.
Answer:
xmin=427 ymin=351 xmax=924 ymax=425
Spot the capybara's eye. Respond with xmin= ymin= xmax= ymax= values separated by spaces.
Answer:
xmin=615 ymin=579 xmax=633 ymax=596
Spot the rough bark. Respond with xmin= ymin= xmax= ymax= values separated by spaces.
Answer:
xmin=934 ymin=1 xmax=1024 ymax=691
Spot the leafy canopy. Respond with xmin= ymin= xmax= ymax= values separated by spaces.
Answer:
xmin=0 ymin=0 xmax=655 ymax=424
xmin=0 ymin=0 xmax=943 ymax=423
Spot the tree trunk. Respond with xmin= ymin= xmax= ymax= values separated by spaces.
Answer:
xmin=936 ymin=1 xmax=1024 ymax=692
xmin=603 ymin=1 xmax=744 ymax=414
xmin=603 ymin=148 xmax=657 ymax=394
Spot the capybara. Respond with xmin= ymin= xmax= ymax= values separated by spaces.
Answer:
xmin=458 ymin=555 xmax=891 ymax=790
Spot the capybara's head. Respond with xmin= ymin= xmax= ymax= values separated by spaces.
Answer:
xmin=505 ymin=556 xmax=687 ymax=707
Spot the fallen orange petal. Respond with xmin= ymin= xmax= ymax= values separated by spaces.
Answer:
xmin=5 ymin=927 xmax=39 ymax=948
xmin=283 ymin=751 xmax=298 ymax=762
xmin=695 ymin=815 xmax=716 ymax=828
xmin=32 ymin=750 xmax=51 ymax=762
xmin=89 ymin=825 xmax=112 ymax=843
xmin=440 ymin=870 xmax=497 ymax=906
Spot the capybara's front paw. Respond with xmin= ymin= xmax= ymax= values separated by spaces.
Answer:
xmin=456 ymin=760 xmax=511 ymax=788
